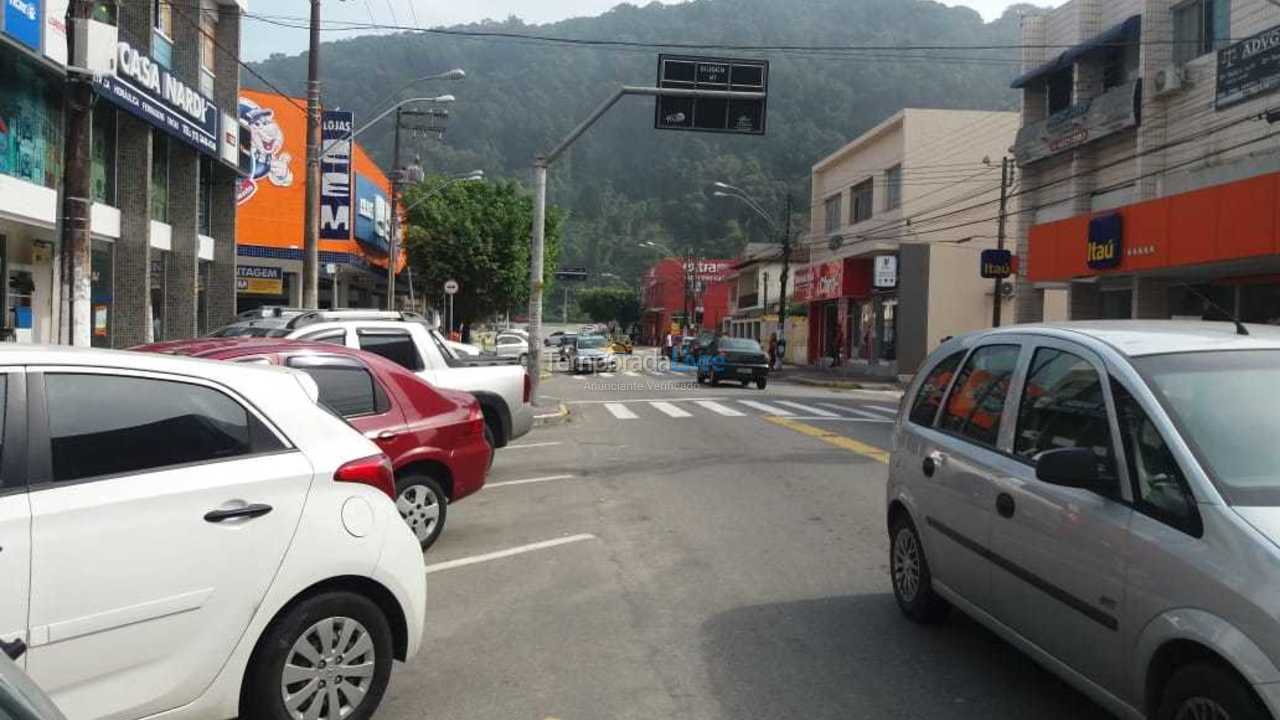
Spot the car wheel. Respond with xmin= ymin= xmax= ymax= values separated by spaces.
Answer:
xmin=889 ymin=514 xmax=949 ymax=623
xmin=241 ymin=591 xmax=394 ymax=720
xmin=1158 ymin=663 xmax=1269 ymax=720
xmin=756 ymin=377 xmax=767 ymax=390
xmin=395 ymin=474 xmax=447 ymax=551
xmin=696 ymin=371 xmax=706 ymax=384
xmin=740 ymin=380 xmax=749 ymax=388
xmin=483 ymin=424 xmax=497 ymax=470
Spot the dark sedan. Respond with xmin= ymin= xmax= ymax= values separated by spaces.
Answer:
xmin=696 ymin=337 xmax=770 ymax=389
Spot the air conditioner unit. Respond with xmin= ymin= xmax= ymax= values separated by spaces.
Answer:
xmin=1153 ymin=65 xmax=1187 ymax=97
xmin=71 ymin=18 xmax=118 ymax=76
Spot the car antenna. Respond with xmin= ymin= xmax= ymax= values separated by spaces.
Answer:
xmin=1179 ymin=283 xmax=1249 ymax=336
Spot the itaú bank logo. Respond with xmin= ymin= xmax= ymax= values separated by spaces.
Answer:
xmin=8 ymin=0 xmax=37 ymax=21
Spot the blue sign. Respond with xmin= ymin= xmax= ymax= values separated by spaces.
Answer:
xmin=4 ymin=0 xmax=42 ymax=50
xmin=980 ymin=249 xmax=1014 ymax=279
xmin=94 ymin=41 xmax=221 ymax=157
xmin=354 ymin=174 xmax=390 ymax=253
xmin=1087 ymin=213 xmax=1123 ymax=270
xmin=320 ymin=111 xmax=354 ymax=240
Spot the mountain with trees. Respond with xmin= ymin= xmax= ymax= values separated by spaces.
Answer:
xmin=247 ymin=0 xmax=1038 ymax=309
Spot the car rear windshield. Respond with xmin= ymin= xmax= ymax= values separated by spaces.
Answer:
xmin=1136 ymin=350 xmax=1280 ymax=506
xmin=720 ymin=338 xmax=762 ymax=352
xmin=578 ymin=337 xmax=608 ymax=349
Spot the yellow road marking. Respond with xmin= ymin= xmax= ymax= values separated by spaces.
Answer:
xmin=764 ymin=416 xmax=890 ymax=464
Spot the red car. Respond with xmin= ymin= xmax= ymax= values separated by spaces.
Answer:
xmin=136 ymin=337 xmax=490 ymax=550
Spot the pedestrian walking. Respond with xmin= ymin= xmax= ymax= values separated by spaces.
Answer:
xmin=461 ymin=323 xmax=471 ymax=345
xmin=665 ymin=331 xmax=675 ymax=362
xmin=776 ymin=335 xmax=787 ymax=369
xmin=768 ymin=332 xmax=778 ymax=370
xmin=831 ymin=325 xmax=843 ymax=367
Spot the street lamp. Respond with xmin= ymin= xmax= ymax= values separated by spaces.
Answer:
xmin=320 ymin=95 xmax=456 ymax=158
xmin=713 ymin=181 xmax=795 ymax=356
xmin=368 ymin=68 xmax=466 ymax=116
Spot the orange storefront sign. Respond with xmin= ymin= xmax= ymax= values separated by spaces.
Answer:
xmin=1028 ymin=172 xmax=1280 ymax=282
xmin=236 ymin=89 xmax=402 ymax=270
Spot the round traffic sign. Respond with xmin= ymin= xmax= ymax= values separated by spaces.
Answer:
xmin=444 ymin=279 xmax=459 ymax=295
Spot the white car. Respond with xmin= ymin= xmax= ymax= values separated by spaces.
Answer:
xmin=493 ymin=332 xmax=529 ymax=363
xmin=0 ymin=346 xmax=426 ymax=720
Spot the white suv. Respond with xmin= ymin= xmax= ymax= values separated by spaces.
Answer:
xmin=0 ymin=346 xmax=425 ymax=720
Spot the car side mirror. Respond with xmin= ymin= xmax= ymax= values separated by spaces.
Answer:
xmin=1035 ymin=447 xmax=1110 ymax=491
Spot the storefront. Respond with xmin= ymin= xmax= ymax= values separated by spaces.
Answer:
xmin=640 ymin=258 xmax=733 ymax=343
xmin=1027 ymin=171 xmax=1280 ymax=323
xmin=800 ymin=256 xmax=900 ymax=366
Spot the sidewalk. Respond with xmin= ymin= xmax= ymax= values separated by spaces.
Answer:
xmin=773 ymin=364 xmax=907 ymax=392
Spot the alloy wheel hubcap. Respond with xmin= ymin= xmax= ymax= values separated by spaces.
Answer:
xmin=1174 ymin=697 xmax=1232 ymax=720
xmin=893 ymin=528 xmax=922 ymax=603
xmin=281 ymin=616 xmax=376 ymax=720
xmin=396 ymin=484 xmax=441 ymax=542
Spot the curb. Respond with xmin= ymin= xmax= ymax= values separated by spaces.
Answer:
xmin=785 ymin=376 xmax=903 ymax=392
xmin=533 ymin=401 xmax=572 ymax=427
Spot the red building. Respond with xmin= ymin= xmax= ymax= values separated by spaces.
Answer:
xmin=641 ymin=258 xmax=733 ymax=344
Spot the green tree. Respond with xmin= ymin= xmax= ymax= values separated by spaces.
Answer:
xmin=403 ymin=177 xmax=562 ymax=325
xmin=576 ymin=287 xmax=641 ymax=326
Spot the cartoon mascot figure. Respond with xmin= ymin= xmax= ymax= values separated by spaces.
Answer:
xmin=237 ymin=98 xmax=294 ymax=204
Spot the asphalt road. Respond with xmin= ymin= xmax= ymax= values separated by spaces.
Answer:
xmin=379 ymin=351 xmax=1114 ymax=720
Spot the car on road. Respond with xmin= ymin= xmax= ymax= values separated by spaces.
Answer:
xmin=494 ymin=332 xmax=529 ymax=364
xmin=138 ymin=338 xmax=491 ymax=550
xmin=0 ymin=345 xmax=425 ymax=720
xmin=887 ymin=321 xmax=1280 ymax=720
xmin=696 ymin=337 xmax=769 ymax=389
xmin=570 ymin=335 xmax=619 ymax=373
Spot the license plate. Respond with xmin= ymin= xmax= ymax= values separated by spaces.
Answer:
xmin=737 ymin=368 xmax=753 ymax=376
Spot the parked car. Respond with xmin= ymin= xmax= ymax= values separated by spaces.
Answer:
xmin=888 ymin=321 xmax=1280 ymax=720
xmin=697 ymin=337 xmax=769 ymax=389
xmin=0 ymin=345 xmax=425 ymax=720
xmin=270 ymin=311 xmax=534 ymax=451
xmin=138 ymin=338 xmax=491 ymax=550
xmin=494 ymin=332 xmax=529 ymax=364
xmin=207 ymin=317 xmax=293 ymax=338
xmin=236 ymin=306 xmax=309 ymax=321
xmin=570 ymin=335 xmax=618 ymax=374
xmin=1 ymin=651 xmax=66 ymax=720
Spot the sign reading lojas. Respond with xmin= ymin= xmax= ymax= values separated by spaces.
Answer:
xmin=95 ymin=41 xmax=222 ymax=157
xmin=320 ymin=111 xmax=354 ymax=240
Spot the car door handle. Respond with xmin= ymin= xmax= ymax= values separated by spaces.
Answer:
xmin=996 ymin=493 xmax=1016 ymax=519
xmin=376 ymin=430 xmax=400 ymax=441
xmin=204 ymin=503 xmax=273 ymax=523
xmin=922 ymin=451 xmax=946 ymax=478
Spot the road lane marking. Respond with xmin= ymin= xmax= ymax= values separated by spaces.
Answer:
xmin=425 ymin=534 xmax=597 ymax=574
xmin=605 ymin=403 xmax=639 ymax=420
xmin=504 ymin=442 xmax=563 ymax=450
xmin=818 ymin=403 xmax=888 ymax=420
xmin=764 ymin=416 xmax=890 ymax=463
xmin=776 ymin=400 xmax=839 ymax=417
xmin=570 ymin=396 xmax=726 ymax=405
xmin=695 ymin=400 xmax=746 ymax=417
xmin=487 ymin=474 xmax=575 ymax=488
xmin=599 ymin=372 xmax=615 ymax=378
xmin=738 ymin=400 xmax=794 ymax=416
xmin=651 ymin=401 xmax=692 ymax=418
xmin=786 ymin=417 xmax=892 ymax=423
xmin=865 ymin=404 xmax=899 ymax=415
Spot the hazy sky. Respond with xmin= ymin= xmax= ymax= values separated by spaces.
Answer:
xmin=243 ymin=1 xmax=1062 ymax=61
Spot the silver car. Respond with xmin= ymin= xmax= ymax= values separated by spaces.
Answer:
xmin=887 ymin=321 xmax=1280 ymax=720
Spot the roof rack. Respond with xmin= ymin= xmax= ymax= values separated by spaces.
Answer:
xmin=286 ymin=309 xmax=440 ymax=330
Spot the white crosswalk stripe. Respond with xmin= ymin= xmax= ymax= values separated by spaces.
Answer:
xmin=623 ymin=371 xmax=640 ymax=377
xmin=604 ymin=403 xmax=638 ymax=420
xmin=651 ymin=401 xmax=693 ymax=418
xmin=775 ymin=400 xmax=839 ymax=418
xmin=818 ymin=403 xmax=887 ymax=421
xmin=737 ymin=400 xmax=794 ymax=416
xmin=694 ymin=400 xmax=746 ymax=417
xmin=599 ymin=372 xmax=615 ymax=378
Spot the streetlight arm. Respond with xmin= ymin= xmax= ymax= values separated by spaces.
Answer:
xmin=717 ymin=190 xmax=777 ymax=231
xmin=400 ymin=174 xmax=481 ymax=215
xmin=367 ymin=69 xmax=464 ymax=117
xmin=321 ymin=95 xmax=455 ymax=158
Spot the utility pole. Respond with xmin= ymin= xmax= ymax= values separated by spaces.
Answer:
xmin=563 ymin=285 xmax=569 ymax=324
xmin=778 ymin=194 xmax=793 ymax=346
xmin=387 ymin=106 xmax=403 ymax=310
xmin=993 ymin=157 xmax=1012 ymax=328
xmin=61 ymin=0 xmax=93 ymax=346
xmin=302 ymin=0 xmax=322 ymax=308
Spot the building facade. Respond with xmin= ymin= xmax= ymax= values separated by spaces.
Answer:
xmin=724 ymin=242 xmax=808 ymax=342
xmin=1 ymin=0 xmax=244 ymax=346
xmin=640 ymin=257 xmax=732 ymax=344
xmin=803 ymin=109 xmax=1021 ymax=375
xmin=235 ymin=89 xmax=401 ymax=313
xmin=1015 ymin=0 xmax=1280 ymax=325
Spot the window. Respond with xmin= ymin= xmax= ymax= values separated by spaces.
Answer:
xmin=885 ymin=165 xmax=902 ymax=211
xmin=939 ymin=344 xmax=1020 ymax=447
xmin=197 ymin=260 xmax=211 ymax=335
xmin=301 ymin=330 xmax=347 ymax=345
xmin=1013 ymin=349 xmax=1116 ymax=479
xmin=1103 ymin=42 xmax=1141 ymax=90
xmin=909 ymin=350 xmax=965 ymax=427
xmin=1046 ymin=67 xmax=1074 ymax=115
xmin=152 ymin=0 xmax=173 ymax=68
xmin=91 ymin=240 xmax=113 ymax=348
xmin=150 ymin=132 xmax=169 ymax=223
xmin=45 ymin=374 xmax=283 ymax=482
xmin=287 ymin=360 xmax=388 ymax=418
xmin=823 ymin=194 xmax=843 ymax=234
xmin=1112 ymin=381 xmax=1200 ymax=534
xmin=91 ymin=105 xmax=117 ymax=205
xmin=199 ymin=2 xmax=218 ymax=72
xmin=1173 ymin=0 xmax=1230 ymax=65
xmin=851 ymin=179 xmax=874 ymax=223
xmin=359 ymin=331 xmax=423 ymax=371
xmin=198 ymin=156 xmax=213 ymax=236
xmin=0 ymin=53 xmax=64 ymax=189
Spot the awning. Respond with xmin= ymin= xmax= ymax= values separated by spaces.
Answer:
xmin=1010 ymin=15 xmax=1140 ymax=89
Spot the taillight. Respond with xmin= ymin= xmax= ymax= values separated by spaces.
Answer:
xmin=334 ymin=454 xmax=396 ymax=500
xmin=523 ymin=371 xmax=532 ymax=403
xmin=467 ymin=403 xmax=486 ymax=437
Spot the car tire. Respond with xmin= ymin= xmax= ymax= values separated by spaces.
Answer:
xmin=740 ymin=380 xmax=749 ymax=388
xmin=1157 ymin=663 xmax=1269 ymax=720
xmin=483 ymin=424 xmax=497 ymax=470
xmin=395 ymin=473 xmax=448 ymax=551
xmin=889 ymin=514 xmax=950 ymax=624
xmin=241 ymin=591 xmax=394 ymax=720
xmin=756 ymin=377 xmax=767 ymax=390
xmin=696 ymin=371 xmax=706 ymax=384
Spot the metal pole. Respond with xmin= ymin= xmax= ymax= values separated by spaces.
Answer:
xmin=448 ymin=293 xmax=453 ymax=336
xmin=62 ymin=0 xmax=93 ymax=346
xmin=302 ymin=0 xmax=321 ymax=309
xmin=527 ymin=160 xmax=548 ymax=403
xmin=779 ymin=194 xmax=793 ymax=349
xmin=563 ymin=285 xmax=569 ymax=324
xmin=387 ymin=107 xmax=402 ymax=310
xmin=993 ymin=157 xmax=1010 ymax=328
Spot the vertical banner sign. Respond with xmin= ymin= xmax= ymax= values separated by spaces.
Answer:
xmin=42 ymin=0 xmax=67 ymax=64
xmin=1087 ymin=213 xmax=1123 ymax=270
xmin=320 ymin=111 xmax=354 ymax=240
xmin=4 ymin=0 xmax=42 ymax=50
